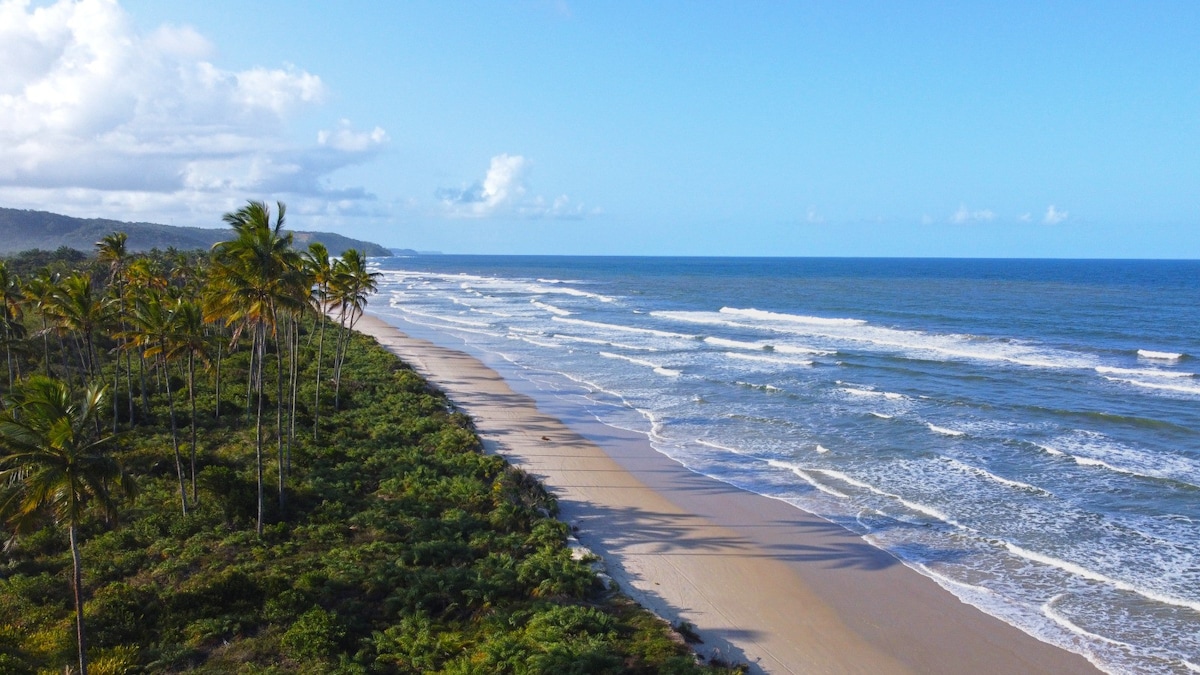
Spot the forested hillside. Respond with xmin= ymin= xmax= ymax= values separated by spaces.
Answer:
xmin=0 ymin=207 xmax=392 ymax=257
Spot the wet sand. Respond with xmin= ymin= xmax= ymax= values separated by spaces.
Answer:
xmin=357 ymin=313 xmax=1100 ymax=674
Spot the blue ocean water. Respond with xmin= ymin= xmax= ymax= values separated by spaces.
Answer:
xmin=368 ymin=256 xmax=1200 ymax=674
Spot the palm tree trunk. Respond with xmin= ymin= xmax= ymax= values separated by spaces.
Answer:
xmin=188 ymin=352 xmax=198 ymax=506
xmin=84 ymin=332 xmax=97 ymax=380
xmin=288 ymin=317 xmax=298 ymax=471
xmin=112 ymin=348 xmax=120 ymax=431
xmin=72 ymin=334 xmax=88 ymax=381
xmin=246 ymin=340 xmax=256 ymax=419
xmin=162 ymin=351 xmax=188 ymax=516
xmin=70 ymin=522 xmax=89 ymax=675
xmin=4 ymin=321 xmax=14 ymax=390
xmin=40 ymin=318 xmax=50 ymax=378
xmin=333 ymin=311 xmax=348 ymax=409
xmin=126 ymin=335 xmax=134 ymax=423
xmin=313 ymin=310 xmax=325 ymax=439
xmin=275 ymin=328 xmax=285 ymax=516
xmin=214 ymin=341 xmax=223 ymax=420
xmin=138 ymin=353 xmax=149 ymax=417
xmin=254 ymin=324 xmax=265 ymax=537
xmin=114 ymin=312 xmax=126 ymax=432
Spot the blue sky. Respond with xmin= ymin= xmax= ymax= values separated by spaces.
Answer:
xmin=2 ymin=1 xmax=1198 ymax=257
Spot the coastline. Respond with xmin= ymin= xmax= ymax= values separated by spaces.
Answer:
xmin=357 ymin=312 xmax=1101 ymax=674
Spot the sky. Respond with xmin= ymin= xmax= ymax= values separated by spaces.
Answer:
xmin=1 ymin=0 xmax=1198 ymax=257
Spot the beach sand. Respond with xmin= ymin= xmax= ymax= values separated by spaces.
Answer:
xmin=357 ymin=313 xmax=1100 ymax=674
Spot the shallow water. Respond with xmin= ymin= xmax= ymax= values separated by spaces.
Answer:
xmin=369 ymin=256 xmax=1200 ymax=674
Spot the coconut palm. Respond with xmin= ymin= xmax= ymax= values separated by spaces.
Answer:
xmin=96 ymin=232 xmax=131 ymax=430
xmin=208 ymin=200 xmax=301 ymax=534
xmin=0 ymin=376 xmax=134 ymax=675
xmin=123 ymin=258 xmax=168 ymax=418
xmin=21 ymin=270 xmax=61 ymax=379
xmin=164 ymin=298 xmax=209 ymax=505
xmin=125 ymin=291 xmax=189 ymax=515
xmin=0 ymin=261 xmax=25 ymax=389
xmin=329 ymin=249 xmax=379 ymax=409
xmin=274 ymin=268 xmax=311 ymax=508
xmin=48 ymin=274 xmax=109 ymax=383
xmin=301 ymin=243 xmax=333 ymax=439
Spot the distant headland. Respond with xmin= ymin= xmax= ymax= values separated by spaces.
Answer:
xmin=0 ymin=206 xmax=392 ymax=257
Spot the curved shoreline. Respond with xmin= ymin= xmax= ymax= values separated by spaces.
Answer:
xmin=358 ymin=312 xmax=1101 ymax=674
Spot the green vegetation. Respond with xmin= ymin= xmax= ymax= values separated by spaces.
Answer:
xmin=0 ymin=201 xmax=737 ymax=673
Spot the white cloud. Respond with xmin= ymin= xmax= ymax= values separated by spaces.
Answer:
xmin=951 ymin=204 xmax=996 ymax=224
xmin=318 ymin=119 xmax=389 ymax=152
xmin=1017 ymin=212 xmax=1032 ymax=222
xmin=1043 ymin=205 xmax=1069 ymax=224
xmin=805 ymin=207 xmax=824 ymax=224
xmin=0 ymin=0 xmax=386 ymax=225
xmin=438 ymin=154 xmax=589 ymax=219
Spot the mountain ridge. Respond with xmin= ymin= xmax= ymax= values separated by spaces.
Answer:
xmin=0 ymin=207 xmax=392 ymax=257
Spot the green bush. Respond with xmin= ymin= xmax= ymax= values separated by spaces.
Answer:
xmin=281 ymin=606 xmax=344 ymax=661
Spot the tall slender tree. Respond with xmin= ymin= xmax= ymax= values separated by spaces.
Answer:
xmin=208 ymin=200 xmax=300 ymax=535
xmin=96 ymin=232 xmax=131 ymax=430
xmin=165 ymin=299 xmax=209 ymax=506
xmin=0 ymin=261 xmax=25 ymax=390
xmin=0 ymin=376 xmax=135 ymax=675
xmin=125 ymin=291 xmax=189 ymax=515
xmin=49 ymin=274 xmax=108 ymax=384
xmin=301 ymin=243 xmax=333 ymax=440
xmin=21 ymin=270 xmax=61 ymax=379
xmin=330 ymin=249 xmax=379 ymax=409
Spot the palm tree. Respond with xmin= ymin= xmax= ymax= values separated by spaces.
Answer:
xmin=21 ymin=270 xmax=61 ymax=379
xmin=330 ymin=249 xmax=379 ymax=409
xmin=0 ymin=261 xmax=25 ymax=389
xmin=164 ymin=299 xmax=209 ymax=506
xmin=208 ymin=200 xmax=301 ymax=535
xmin=49 ymin=274 xmax=109 ymax=383
xmin=301 ymin=243 xmax=333 ymax=440
xmin=123 ymin=258 xmax=168 ymax=418
xmin=0 ymin=376 xmax=135 ymax=675
xmin=96 ymin=232 xmax=131 ymax=431
xmin=125 ymin=291 xmax=188 ymax=515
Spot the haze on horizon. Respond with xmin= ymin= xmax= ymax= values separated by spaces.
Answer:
xmin=1 ymin=0 xmax=1197 ymax=258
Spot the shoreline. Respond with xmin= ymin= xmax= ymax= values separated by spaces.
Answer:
xmin=357 ymin=312 xmax=1101 ymax=674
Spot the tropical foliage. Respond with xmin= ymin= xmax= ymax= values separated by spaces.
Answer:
xmin=0 ymin=202 xmax=739 ymax=674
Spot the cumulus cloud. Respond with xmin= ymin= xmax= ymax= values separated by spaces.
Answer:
xmin=1043 ymin=205 xmax=1068 ymax=224
xmin=0 ymin=0 xmax=387 ymax=225
xmin=950 ymin=204 xmax=996 ymax=224
xmin=318 ymin=120 xmax=390 ymax=152
xmin=438 ymin=154 xmax=590 ymax=219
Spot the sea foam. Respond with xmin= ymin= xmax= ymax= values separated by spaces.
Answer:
xmin=531 ymin=299 xmax=572 ymax=316
xmin=928 ymin=423 xmax=967 ymax=437
xmin=1006 ymin=543 xmax=1200 ymax=613
xmin=724 ymin=352 xmax=813 ymax=367
xmin=599 ymin=351 xmax=681 ymax=377
xmin=553 ymin=316 xmax=696 ymax=340
xmin=719 ymin=306 xmax=867 ymax=326
xmin=1138 ymin=349 xmax=1184 ymax=361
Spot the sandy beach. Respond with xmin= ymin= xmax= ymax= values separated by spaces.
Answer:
xmin=357 ymin=313 xmax=1100 ymax=674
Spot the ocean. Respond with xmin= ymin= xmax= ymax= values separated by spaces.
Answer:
xmin=367 ymin=256 xmax=1200 ymax=674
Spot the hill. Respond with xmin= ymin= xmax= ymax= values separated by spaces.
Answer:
xmin=0 ymin=207 xmax=392 ymax=257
